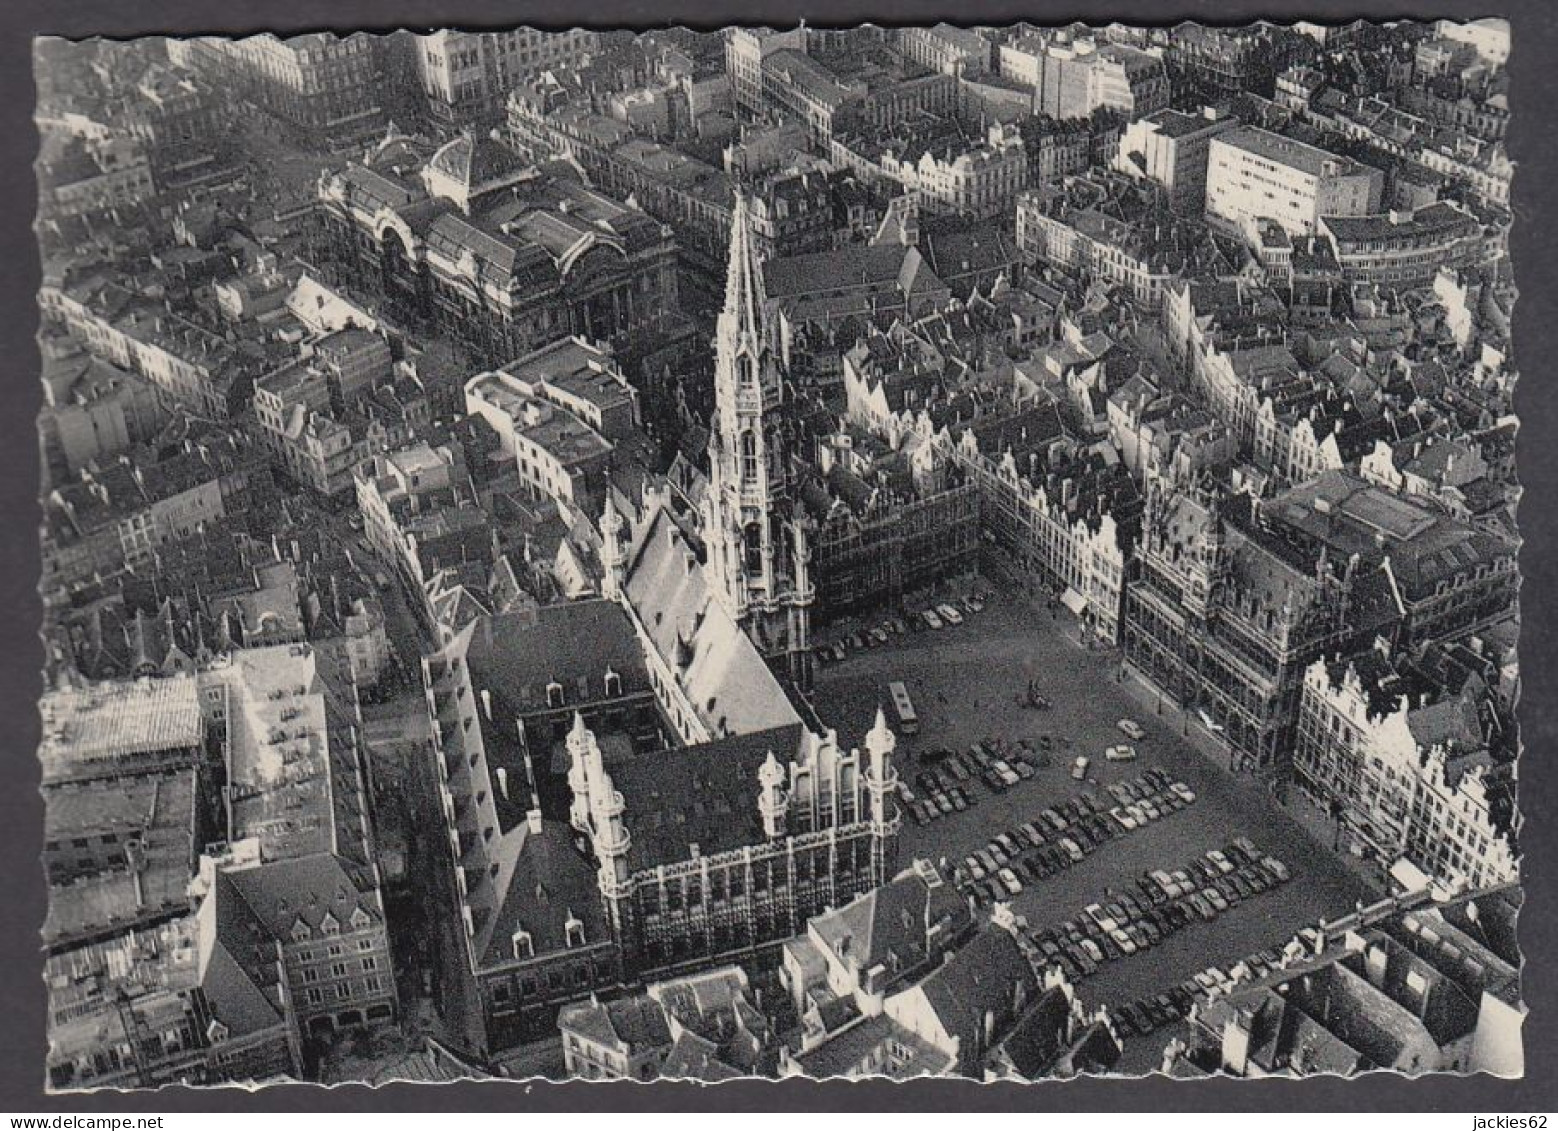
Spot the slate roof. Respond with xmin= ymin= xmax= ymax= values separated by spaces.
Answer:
xmin=609 ymin=724 xmax=805 ymax=872
xmin=660 ymin=1031 xmax=743 ymax=1081
xmin=789 ymin=1012 xmax=953 ymax=1079
xmin=911 ymin=927 xmax=1036 ymax=1055
xmin=462 ymin=601 xmax=650 ymax=717
xmin=198 ymin=871 xmax=289 ymax=1038
xmin=558 ymin=994 xmax=673 ymax=1056
xmin=808 ymin=865 xmax=969 ymax=987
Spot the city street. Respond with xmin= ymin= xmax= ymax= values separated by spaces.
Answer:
xmin=810 ymin=582 xmax=1379 ymax=1013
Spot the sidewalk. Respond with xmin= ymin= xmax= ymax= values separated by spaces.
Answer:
xmin=1116 ymin=664 xmax=1241 ymax=773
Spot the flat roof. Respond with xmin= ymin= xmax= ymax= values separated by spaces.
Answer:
xmin=1145 ymin=107 xmax=1228 ymax=139
xmin=1215 ymin=125 xmax=1370 ymax=179
xmin=39 ymin=678 xmax=203 ymax=781
xmin=220 ymin=646 xmax=339 ymax=861
xmin=467 ymin=373 xmax=613 ymax=465
xmin=502 ymin=337 xmax=636 ymax=415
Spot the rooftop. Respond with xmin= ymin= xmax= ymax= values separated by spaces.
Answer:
xmin=1216 ymin=125 xmax=1376 ymax=180
xmin=39 ymin=677 xmax=203 ymax=783
xmin=218 ymin=645 xmax=362 ymax=865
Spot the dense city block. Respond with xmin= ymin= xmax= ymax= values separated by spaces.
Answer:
xmin=33 ymin=18 xmax=1519 ymax=1089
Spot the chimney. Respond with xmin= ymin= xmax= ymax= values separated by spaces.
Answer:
xmin=496 ymin=766 xmax=509 ymax=800
xmin=480 ymin=688 xmax=492 ymax=720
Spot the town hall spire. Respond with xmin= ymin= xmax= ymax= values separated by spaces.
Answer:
xmin=700 ymin=189 xmax=814 ymax=690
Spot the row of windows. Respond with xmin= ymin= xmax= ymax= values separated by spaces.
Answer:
xmin=301 ymin=956 xmax=379 ymax=983
xmin=295 ymin=936 xmax=377 ymax=963
xmin=303 ymin=976 xmax=383 ymax=1006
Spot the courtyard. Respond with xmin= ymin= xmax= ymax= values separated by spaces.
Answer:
xmin=809 ymin=582 xmax=1379 ymax=1014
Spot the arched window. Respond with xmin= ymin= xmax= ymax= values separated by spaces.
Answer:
xmin=740 ymin=430 xmax=759 ymax=483
xmin=744 ymin=524 xmax=764 ymax=575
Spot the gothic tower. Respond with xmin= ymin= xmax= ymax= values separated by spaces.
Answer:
xmin=864 ymin=707 xmax=902 ymax=888
xmin=701 ymin=192 xmax=815 ymax=689
xmin=565 ymin=714 xmax=637 ymax=965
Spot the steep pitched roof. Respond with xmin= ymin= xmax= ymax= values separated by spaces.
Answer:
xmin=621 ymin=505 xmax=801 ymax=737
xmin=909 ymin=927 xmax=1035 ymax=1054
xmin=809 ymin=866 xmax=969 ymax=985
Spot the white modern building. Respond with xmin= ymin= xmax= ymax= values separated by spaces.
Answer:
xmin=1206 ymin=125 xmax=1383 ymax=239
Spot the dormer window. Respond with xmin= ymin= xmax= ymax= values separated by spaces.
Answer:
xmin=603 ymin=668 xmax=621 ymax=698
xmin=512 ymin=927 xmax=534 ymax=960
xmin=546 ymin=681 xmax=565 ymax=709
xmin=564 ymin=912 xmax=586 ymax=948
xmin=319 ymin=912 xmax=340 ymax=936
xmin=290 ymin=917 xmax=312 ymax=942
xmin=349 ymin=906 xmax=371 ymax=930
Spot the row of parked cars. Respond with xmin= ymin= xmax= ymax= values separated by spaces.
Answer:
xmin=905 ymin=737 xmax=1055 ymax=825
xmin=1103 ymin=771 xmax=1197 ymax=831
xmin=954 ymin=770 xmax=1198 ymax=906
xmin=1115 ymin=937 xmax=1300 ymax=1041
xmin=922 ymin=739 xmax=1044 ymax=793
xmin=815 ymin=595 xmax=989 ymax=665
xmin=901 ymin=777 xmax=974 ymax=824
xmin=1016 ymin=840 xmax=1293 ymax=1032
xmin=815 ymin=617 xmax=910 ymax=665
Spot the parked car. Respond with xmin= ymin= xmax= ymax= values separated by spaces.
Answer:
xmin=1071 ymin=755 xmax=1091 ymax=781
xmin=936 ymin=603 xmax=965 ymax=626
xmin=1117 ymin=718 xmax=1146 ymax=741
xmin=1105 ymin=744 xmax=1138 ymax=762
xmin=922 ymin=609 xmax=944 ymax=630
